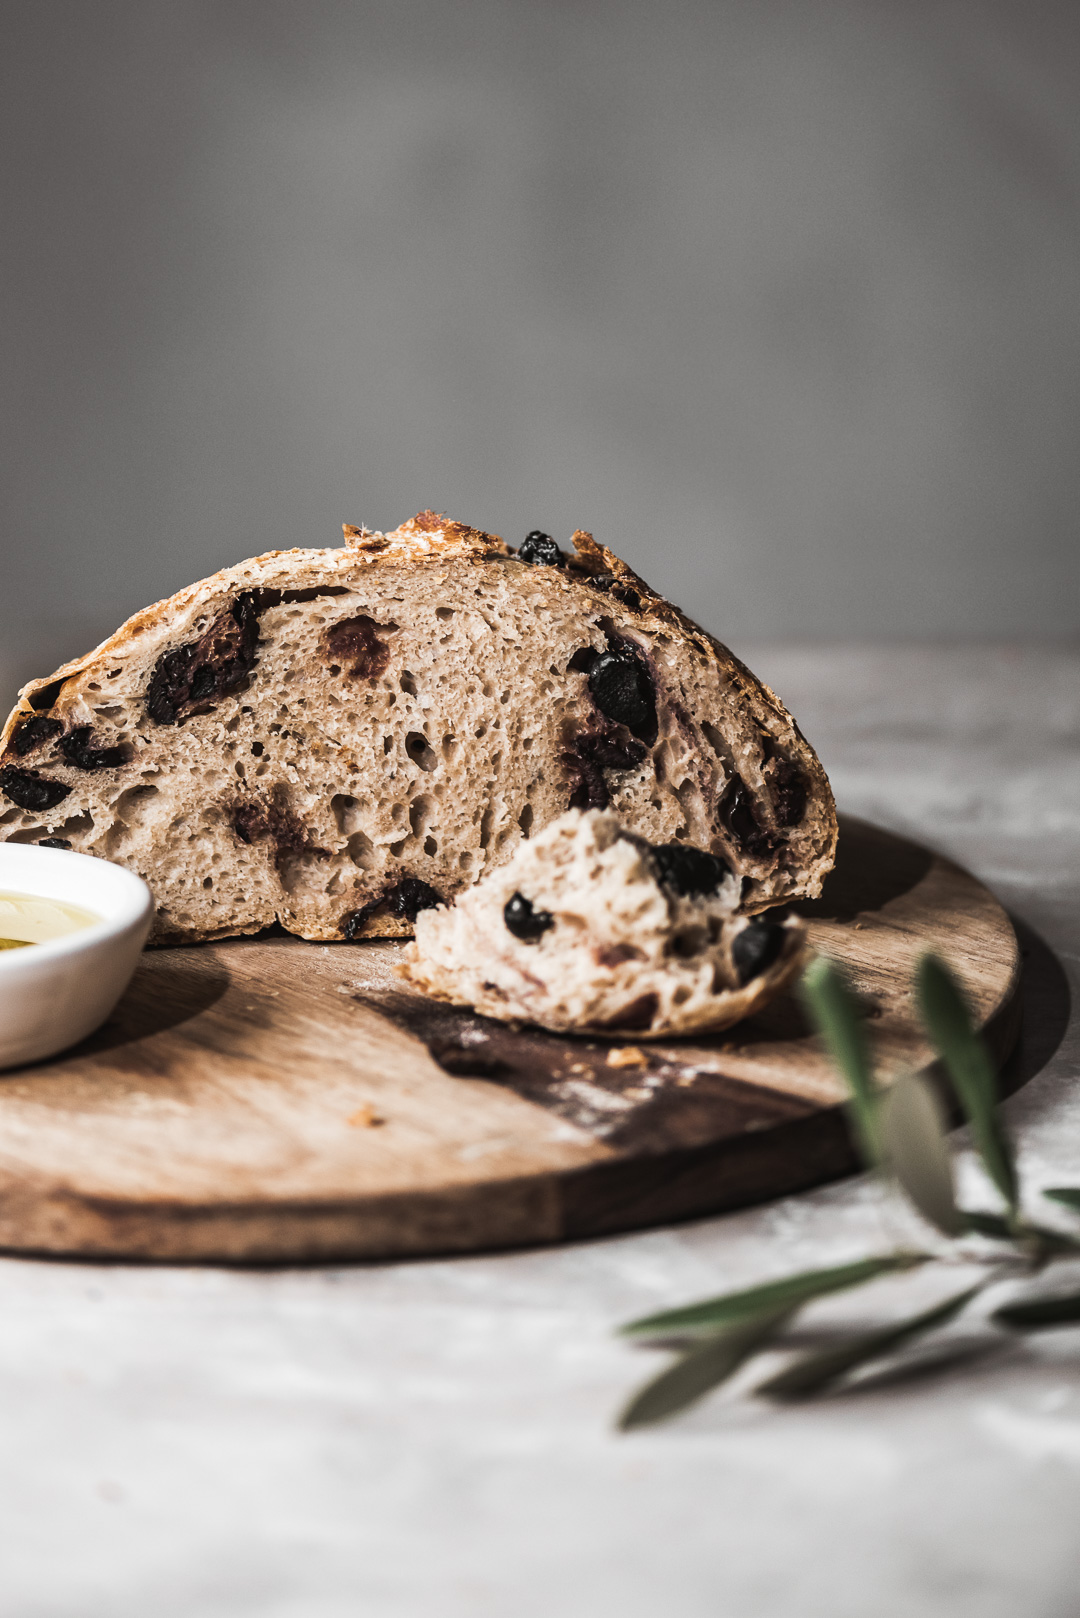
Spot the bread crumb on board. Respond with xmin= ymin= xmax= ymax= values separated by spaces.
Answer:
xmin=607 ymin=1046 xmax=649 ymax=1068
xmin=346 ymin=1104 xmax=384 ymax=1128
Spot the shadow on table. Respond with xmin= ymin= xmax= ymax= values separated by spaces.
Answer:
xmin=999 ymin=914 xmax=1072 ymax=1101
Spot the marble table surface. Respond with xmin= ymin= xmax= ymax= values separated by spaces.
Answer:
xmin=1 ymin=643 xmax=1077 ymax=1618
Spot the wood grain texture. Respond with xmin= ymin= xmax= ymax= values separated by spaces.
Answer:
xmin=0 ymin=816 xmax=1021 ymax=1262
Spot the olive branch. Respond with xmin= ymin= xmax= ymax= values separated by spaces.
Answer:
xmin=616 ymin=953 xmax=1080 ymax=1428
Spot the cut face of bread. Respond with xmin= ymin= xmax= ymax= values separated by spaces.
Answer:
xmin=0 ymin=514 xmax=837 ymax=943
xmin=399 ymin=808 xmax=808 ymax=1037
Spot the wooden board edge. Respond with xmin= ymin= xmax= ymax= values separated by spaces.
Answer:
xmin=0 ymin=919 xmax=1025 ymax=1265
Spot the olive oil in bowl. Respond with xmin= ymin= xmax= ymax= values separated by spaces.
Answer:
xmin=0 ymin=891 xmax=100 ymax=952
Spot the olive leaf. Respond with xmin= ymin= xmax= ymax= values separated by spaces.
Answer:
xmin=962 ymin=1209 xmax=1080 ymax=1255
xmin=964 ymin=1210 xmax=1014 ymax=1239
xmin=755 ymin=1282 xmax=985 ymax=1402
xmin=799 ymin=956 xmax=880 ymax=1166
xmin=916 ymin=954 xmax=1017 ymax=1211
xmin=618 ymin=1308 xmax=791 ymax=1430
xmin=1023 ymin=1227 xmax=1080 ymax=1257
xmin=994 ymin=1291 xmax=1080 ymax=1330
xmin=1043 ymin=1188 xmax=1080 ymax=1212
xmin=878 ymin=1069 xmax=963 ymax=1237
xmin=619 ymin=1253 xmax=926 ymax=1341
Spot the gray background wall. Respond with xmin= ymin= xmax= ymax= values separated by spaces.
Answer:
xmin=2 ymin=0 xmax=1079 ymax=698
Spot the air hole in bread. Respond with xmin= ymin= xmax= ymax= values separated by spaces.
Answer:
xmin=114 ymin=784 xmax=159 ymax=825
xmin=702 ymin=720 xmax=734 ymax=768
xmin=346 ymin=830 xmax=374 ymax=870
xmin=405 ymin=732 xmax=438 ymax=773
xmin=331 ymin=793 xmax=362 ymax=834
xmin=409 ymin=795 xmax=433 ymax=839
xmin=59 ymin=811 xmax=95 ymax=837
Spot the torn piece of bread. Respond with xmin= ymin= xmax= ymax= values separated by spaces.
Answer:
xmin=398 ymin=808 xmax=808 ymax=1038
xmin=0 ymin=514 xmax=836 ymax=944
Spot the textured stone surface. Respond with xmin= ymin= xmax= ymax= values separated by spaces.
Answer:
xmin=1 ymin=644 xmax=1078 ymax=1618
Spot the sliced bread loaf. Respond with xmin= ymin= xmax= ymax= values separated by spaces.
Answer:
xmin=0 ymin=514 xmax=837 ymax=943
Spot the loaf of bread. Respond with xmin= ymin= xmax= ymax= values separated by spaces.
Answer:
xmin=0 ymin=514 xmax=837 ymax=943
xmin=399 ymin=808 xmax=808 ymax=1037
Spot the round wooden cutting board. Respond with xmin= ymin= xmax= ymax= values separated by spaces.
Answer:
xmin=0 ymin=816 xmax=1021 ymax=1264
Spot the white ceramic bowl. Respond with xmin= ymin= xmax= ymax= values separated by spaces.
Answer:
xmin=0 ymin=845 xmax=153 ymax=1070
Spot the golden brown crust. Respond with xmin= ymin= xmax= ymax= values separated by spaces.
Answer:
xmin=1 ymin=515 xmax=507 ymax=750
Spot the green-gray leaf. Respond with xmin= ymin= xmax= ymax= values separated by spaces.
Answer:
xmin=964 ymin=1209 xmax=1014 ymax=1239
xmin=1043 ymin=1188 xmax=1080 ymax=1212
xmin=880 ymin=1070 xmax=963 ymax=1236
xmin=800 ymin=956 xmax=880 ymax=1166
xmin=618 ymin=1309 xmax=790 ymax=1430
xmin=994 ymin=1291 xmax=1080 ymax=1329
xmin=1026 ymin=1226 xmax=1080 ymax=1256
xmin=916 ymin=954 xmax=1017 ymax=1210
xmin=755 ymin=1282 xmax=985 ymax=1402
xmin=962 ymin=1209 xmax=1076 ymax=1253
xmin=619 ymin=1253 xmax=926 ymax=1341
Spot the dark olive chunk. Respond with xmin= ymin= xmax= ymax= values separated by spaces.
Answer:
xmin=232 ymin=804 xmax=265 ymax=845
xmin=322 ymin=615 xmax=398 ymax=680
xmin=648 ymin=842 xmax=731 ymax=898
xmin=342 ymin=878 xmax=443 ymax=938
xmin=388 ymin=878 xmax=443 ymax=921
xmin=231 ymin=790 xmax=329 ymax=872
xmin=518 ymin=531 xmax=562 ymax=566
xmin=587 ymin=652 xmax=655 ymax=741
xmin=59 ymin=726 xmax=131 ymax=772
xmin=145 ymin=646 xmax=196 ymax=724
xmin=8 ymin=715 xmax=63 ymax=757
xmin=0 ymin=766 xmax=72 ymax=811
xmin=341 ymin=905 xmax=376 ymax=940
xmin=586 ymin=636 xmax=657 ymax=744
xmin=39 ymin=837 xmax=73 ymax=850
xmin=145 ymin=589 xmax=282 ymax=725
xmin=717 ymin=773 xmax=771 ymax=855
xmin=189 ymin=664 xmax=218 ymax=701
xmin=732 ymin=921 xmax=787 ymax=984
xmin=503 ymin=892 xmax=554 ymax=942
